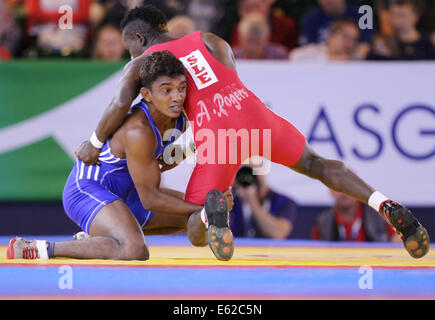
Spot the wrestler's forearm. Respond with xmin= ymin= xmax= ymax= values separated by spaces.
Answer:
xmin=94 ymin=62 xmax=141 ymax=142
xmin=160 ymin=188 xmax=185 ymax=200
xmin=94 ymin=100 xmax=131 ymax=142
xmin=140 ymin=188 xmax=202 ymax=216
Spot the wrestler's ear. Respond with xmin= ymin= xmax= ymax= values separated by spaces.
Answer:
xmin=136 ymin=33 xmax=147 ymax=47
xmin=140 ymin=87 xmax=152 ymax=103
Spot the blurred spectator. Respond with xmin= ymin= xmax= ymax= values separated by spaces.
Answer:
xmin=23 ymin=0 xmax=91 ymax=58
xmin=290 ymin=18 xmax=360 ymax=62
xmin=212 ymin=1 xmax=241 ymax=41
xmin=312 ymin=190 xmax=401 ymax=242
xmin=273 ymin=0 xmax=319 ymax=23
xmin=185 ymin=0 xmax=224 ymax=33
xmin=230 ymin=165 xmax=298 ymax=239
xmin=95 ymin=0 xmax=221 ymax=35
xmin=0 ymin=1 xmax=22 ymax=60
xmin=92 ymin=24 xmax=126 ymax=61
xmin=233 ymin=13 xmax=289 ymax=59
xmin=376 ymin=0 xmax=398 ymax=37
xmin=167 ymin=15 xmax=197 ymax=39
xmin=418 ymin=0 xmax=435 ymax=38
xmin=230 ymin=0 xmax=299 ymax=51
xmin=90 ymin=0 xmax=143 ymax=29
xmin=89 ymin=1 xmax=107 ymax=27
xmin=368 ymin=33 xmax=398 ymax=59
xmin=376 ymin=0 xmax=435 ymax=37
xmin=368 ymin=0 xmax=435 ymax=60
xmin=300 ymin=0 xmax=374 ymax=59
xmin=141 ymin=0 xmax=186 ymax=20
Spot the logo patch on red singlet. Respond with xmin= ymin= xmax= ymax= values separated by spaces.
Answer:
xmin=179 ymin=50 xmax=218 ymax=90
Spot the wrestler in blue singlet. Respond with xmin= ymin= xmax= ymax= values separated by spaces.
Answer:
xmin=62 ymin=100 xmax=185 ymax=233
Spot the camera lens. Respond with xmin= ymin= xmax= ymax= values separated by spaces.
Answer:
xmin=235 ymin=166 xmax=258 ymax=187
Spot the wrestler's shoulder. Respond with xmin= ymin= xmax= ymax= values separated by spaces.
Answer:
xmin=123 ymin=55 xmax=149 ymax=73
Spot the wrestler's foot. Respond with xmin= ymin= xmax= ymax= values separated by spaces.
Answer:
xmin=6 ymin=237 xmax=49 ymax=259
xmin=204 ymin=190 xmax=234 ymax=261
xmin=73 ymin=231 xmax=90 ymax=240
xmin=380 ymin=200 xmax=430 ymax=259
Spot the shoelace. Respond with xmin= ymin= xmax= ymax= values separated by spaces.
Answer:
xmin=380 ymin=201 xmax=394 ymax=220
xmin=23 ymin=246 xmax=40 ymax=259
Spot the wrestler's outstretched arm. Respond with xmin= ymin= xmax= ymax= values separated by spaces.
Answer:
xmin=75 ymin=58 xmax=144 ymax=165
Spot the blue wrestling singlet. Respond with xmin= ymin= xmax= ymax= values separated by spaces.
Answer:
xmin=62 ymin=100 xmax=186 ymax=233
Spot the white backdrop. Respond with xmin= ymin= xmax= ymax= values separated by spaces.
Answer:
xmin=162 ymin=61 xmax=435 ymax=206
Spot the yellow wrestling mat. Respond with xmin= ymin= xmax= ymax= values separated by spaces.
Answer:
xmin=1 ymin=244 xmax=434 ymax=268
xmin=1 ymin=238 xmax=434 ymax=299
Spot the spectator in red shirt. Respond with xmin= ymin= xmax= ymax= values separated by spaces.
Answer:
xmin=230 ymin=0 xmax=298 ymax=51
xmin=312 ymin=190 xmax=401 ymax=242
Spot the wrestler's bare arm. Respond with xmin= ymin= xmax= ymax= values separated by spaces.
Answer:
xmin=94 ymin=57 xmax=145 ymax=142
xmin=124 ymin=123 xmax=202 ymax=216
xmin=201 ymin=32 xmax=237 ymax=72
xmin=76 ymin=56 xmax=148 ymax=165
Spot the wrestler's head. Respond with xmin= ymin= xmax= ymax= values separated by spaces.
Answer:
xmin=120 ymin=5 xmax=168 ymax=59
xmin=139 ymin=50 xmax=186 ymax=118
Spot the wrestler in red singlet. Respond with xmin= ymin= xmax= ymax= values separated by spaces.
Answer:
xmin=145 ymin=31 xmax=306 ymax=204
xmin=74 ymin=6 xmax=430 ymax=260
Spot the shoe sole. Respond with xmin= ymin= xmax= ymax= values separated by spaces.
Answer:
xmin=404 ymin=227 xmax=430 ymax=259
xmin=205 ymin=190 xmax=234 ymax=261
xmin=389 ymin=208 xmax=430 ymax=259
xmin=206 ymin=225 xmax=234 ymax=261
xmin=6 ymin=238 xmax=16 ymax=259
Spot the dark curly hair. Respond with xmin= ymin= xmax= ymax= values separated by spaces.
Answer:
xmin=139 ymin=50 xmax=185 ymax=89
xmin=120 ymin=5 xmax=168 ymax=38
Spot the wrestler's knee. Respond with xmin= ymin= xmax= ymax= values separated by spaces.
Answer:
xmin=188 ymin=234 xmax=207 ymax=247
xmin=119 ymin=238 xmax=150 ymax=260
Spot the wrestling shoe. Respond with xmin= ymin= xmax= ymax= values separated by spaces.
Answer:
xmin=204 ymin=190 xmax=234 ymax=261
xmin=6 ymin=237 xmax=49 ymax=260
xmin=380 ymin=200 xmax=430 ymax=259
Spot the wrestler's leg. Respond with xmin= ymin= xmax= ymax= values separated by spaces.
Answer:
xmin=184 ymin=163 xmax=238 ymax=260
xmin=55 ymin=200 xmax=149 ymax=260
xmin=290 ymin=142 xmax=374 ymax=203
xmin=262 ymin=105 xmax=429 ymax=258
